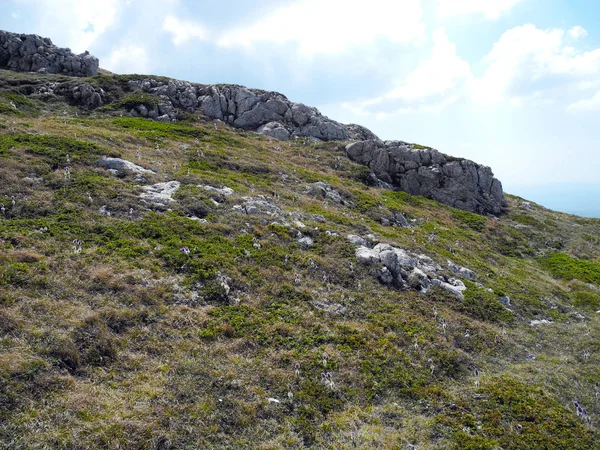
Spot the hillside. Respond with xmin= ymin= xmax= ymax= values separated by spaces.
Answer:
xmin=1 ymin=65 xmax=600 ymax=449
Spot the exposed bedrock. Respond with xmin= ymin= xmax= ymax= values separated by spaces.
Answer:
xmin=346 ymin=140 xmax=505 ymax=215
xmin=0 ymin=30 xmax=98 ymax=77
xmin=127 ymin=79 xmax=376 ymax=142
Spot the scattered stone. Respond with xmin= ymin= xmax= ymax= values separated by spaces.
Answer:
xmin=431 ymin=278 xmax=467 ymax=300
xmin=500 ymin=296 xmax=511 ymax=306
xmin=313 ymin=299 xmax=346 ymax=315
xmin=350 ymin=238 xmax=472 ymax=298
xmin=311 ymin=214 xmax=326 ymax=223
xmin=98 ymin=205 xmax=110 ymax=216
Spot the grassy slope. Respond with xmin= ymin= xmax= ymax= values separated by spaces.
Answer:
xmin=0 ymin=70 xmax=599 ymax=449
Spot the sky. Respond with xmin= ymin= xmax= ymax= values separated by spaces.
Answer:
xmin=2 ymin=0 xmax=600 ymax=217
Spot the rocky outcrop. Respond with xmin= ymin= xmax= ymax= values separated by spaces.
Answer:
xmin=55 ymin=81 xmax=106 ymax=108
xmin=348 ymin=236 xmax=475 ymax=299
xmin=127 ymin=79 xmax=356 ymax=142
xmin=0 ymin=30 xmax=98 ymax=77
xmin=350 ymin=238 xmax=472 ymax=299
xmin=346 ymin=140 xmax=505 ymax=215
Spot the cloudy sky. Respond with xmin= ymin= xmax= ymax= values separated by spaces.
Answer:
xmin=3 ymin=0 xmax=600 ymax=216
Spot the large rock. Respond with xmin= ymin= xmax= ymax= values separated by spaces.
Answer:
xmin=0 ymin=30 xmax=98 ymax=77
xmin=346 ymin=140 xmax=505 ymax=215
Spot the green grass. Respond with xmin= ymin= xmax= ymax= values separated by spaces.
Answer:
xmin=540 ymin=252 xmax=600 ymax=285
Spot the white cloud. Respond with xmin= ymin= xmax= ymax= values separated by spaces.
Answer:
xmin=163 ymin=15 xmax=208 ymax=46
xmin=569 ymin=26 xmax=588 ymax=39
xmin=436 ymin=0 xmax=525 ymax=20
xmin=217 ymin=0 xmax=425 ymax=56
xmin=568 ymin=91 xmax=600 ymax=113
xmin=343 ymin=29 xmax=471 ymax=115
xmin=104 ymin=44 xmax=149 ymax=74
xmin=472 ymin=24 xmax=600 ymax=104
xmin=24 ymin=0 xmax=120 ymax=53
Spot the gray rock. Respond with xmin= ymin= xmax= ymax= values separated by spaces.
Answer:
xmin=199 ymin=185 xmax=234 ymax=196
xmin=126 ymin=79 xmax=369 ymax=142
xmin=347 ymin=234 xmax=369 ymax=247
xmin=431 ymin=278 xmax=466 ymax=300
xmin=0 ymin=30 xmax=98 ymax=76
xmin=352 ymin=240 xmax=470 ymax=299
xmin=97 ymin=156 xmax=155 ymax=174
xmin=139 ymin=181 xmax=180 ymax=209
xmin=55 ymin=81 xmax=106 ymax=108
xmin=297 ymin=236 xmax=313 ymax=247
xmin=378 ymin=267 xmax=395 ymax=284
xmin=257 ymin=121 xmax=290 ymax=141
xmin=346 ymin=140 xmax=506 ymax=215
xmin=500 ymin=296 xmax=511 ymax=306
xmin=235 ymin=196 xmax=281 ymax=216
xmin=307 ymin=182 xmax=343 ymax=203
xmin=447 ymin=260 xmax=476 ymax=280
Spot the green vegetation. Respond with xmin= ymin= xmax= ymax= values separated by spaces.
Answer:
xmin=451 ymin=209 xmax=488 ymax=231
xmin=102 ymin=92 xmax=161 ymax=111
xmin=0 ymin=69 xmax=599 ymax=449
xmin=541 ymin=252 xmax=600 ymax=284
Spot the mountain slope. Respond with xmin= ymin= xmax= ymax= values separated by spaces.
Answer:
xmin=1 ymin=68 xmax=599 ymax=449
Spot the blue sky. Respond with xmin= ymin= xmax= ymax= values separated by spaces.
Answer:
xmin=2 ymin=0 xmax=600 ymax=217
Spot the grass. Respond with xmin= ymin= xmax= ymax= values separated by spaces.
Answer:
xmin=0 ymin=69 xmax=599 ymax=449
xmin=540 ymin=252 xmax=600 ymax=284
